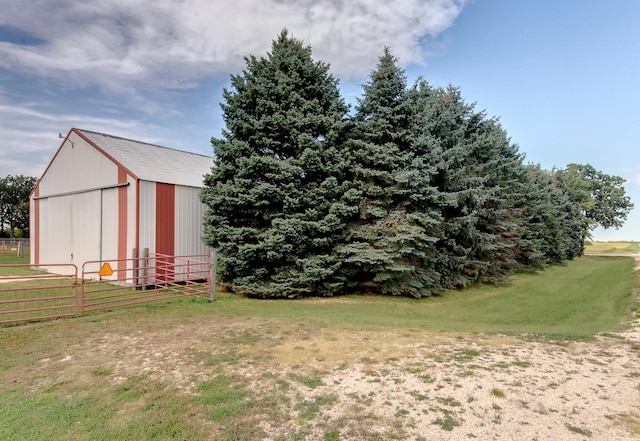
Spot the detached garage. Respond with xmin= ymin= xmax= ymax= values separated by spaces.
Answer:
xmin=30 ymin=128 xmax=213 ymax=279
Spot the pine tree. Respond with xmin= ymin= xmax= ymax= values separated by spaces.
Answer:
xmin=464 ymin=117 xmax=536 ymax=283
xmin=336 ymin=49 xmax=442 ymax=297
xmin=201 ymin=30 xmax=353 ymax=298
xmin=409 ymin=83 xmax=534 ymax=288
xmin=524 ymin=165 xmax=583 ymax=263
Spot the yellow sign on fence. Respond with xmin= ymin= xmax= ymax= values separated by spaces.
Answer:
xmin=98 ymin=262 xmax=113 ymax=277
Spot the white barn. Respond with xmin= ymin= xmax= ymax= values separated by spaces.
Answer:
xmin=30 ymin=128 xmax=213 ymax=279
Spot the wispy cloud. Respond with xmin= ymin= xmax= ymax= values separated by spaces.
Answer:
xmin=0 ymin=0 xmax=467 ymax=91
xmin=0 ymin=102 xmax=181 ymax=178
xmin=0 ymin=0 xmax=468 ymax=179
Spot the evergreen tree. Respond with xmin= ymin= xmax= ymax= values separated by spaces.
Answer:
xmin=525 ymin=165 xmax=583 ymax=263
xmin=408 ymin=84 xmax=490 ymax=288
xmin=201 ymin=30 xmax=353 ymax=298
xmin=464 ymin=117 xmax=531 ymax=283
xmin=337 ymin=48 xmax=441 ymax=297
xmin=409 ymin=82 xmax=535 ymax=287
xmin=202 ymin=33 xmax=601 ymax=300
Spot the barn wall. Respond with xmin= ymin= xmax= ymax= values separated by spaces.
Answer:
xmin=138 ymin=180 xmax=156 ymax=255
xmin=125 ymin=175 xmax=137 ymax=276
xmin=174 ymin=185 xmax=209 ymax=256
xmin=32 ymin=133 xmax=137 ymax=275
xmin=71 ymin=190 xmax=102 ymax=271
xmin=38 ymin=132 xmax=119 ymax=196
xmin=138 ymin=182 xmax=208 ymax=257
xmin=29 ymin=187 xmax=38 ymax=265
xmin=155 ymin=183 xmax=175 ymax=256
xmin=101 ymin=187 xmax=119 ymax=263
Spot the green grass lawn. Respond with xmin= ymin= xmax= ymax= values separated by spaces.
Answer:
xmin=209 ymin=256 xmax=637 ymax=339
xmin=0 ymin=255 xmax=637 ymax=441
xmin=0 ymin=255 xmax=40 ymax=276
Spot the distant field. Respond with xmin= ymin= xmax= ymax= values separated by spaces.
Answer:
xmin=584 ymin=241 xmax=639 ymax=254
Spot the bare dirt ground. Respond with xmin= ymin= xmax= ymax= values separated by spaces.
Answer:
xmin=45 ymin=311 xmax=639 ymax=440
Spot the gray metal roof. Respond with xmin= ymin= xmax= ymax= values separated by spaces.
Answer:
xmin=76 ymin=129 xmax=213 ymax=188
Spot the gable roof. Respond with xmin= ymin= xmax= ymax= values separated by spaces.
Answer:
xmin=75 ymin=128 xmax=213 ymax=188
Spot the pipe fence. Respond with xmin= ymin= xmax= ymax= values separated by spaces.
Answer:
xmin=0 ymin=253 xmax=211 ymax=326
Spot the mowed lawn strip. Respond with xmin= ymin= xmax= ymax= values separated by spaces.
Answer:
xmin=212 ymin=256 xmax=637 ymax=339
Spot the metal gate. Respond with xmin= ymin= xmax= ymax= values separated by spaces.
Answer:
xmin=0 ymin=264 xmax=78 ymax=325
xmin=80 ymin=253 xmax=212 ymax=313
xmin=1 ymin=254 xmax=211 ymax=326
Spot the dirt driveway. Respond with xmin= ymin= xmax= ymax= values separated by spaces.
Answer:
xmin=58 ymin=311 xmax=640 ymax=440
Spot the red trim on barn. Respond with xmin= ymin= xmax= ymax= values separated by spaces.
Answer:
xmin=135 ymin=179 xmax=140 ymax=262
xmin=155 ymin=183 xmax=175 ymax=282
xmin=117 ymin=168 xmax=128 ymax=280
xmin=33 ymin=185 xmax=40 ymax=265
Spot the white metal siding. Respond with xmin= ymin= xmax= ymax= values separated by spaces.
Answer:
xmin=29 ymin=197 xmax=35 ymax=265
xmin=126 ymin=175 xmax=137 ymax=275
xmin=72 ymin=190 xmax=102 ymax=273
xmin=174 ymin=185 xmax=209 ymax=256
xmin=101 ymin=188 xmax=119 ymax=262
xmin=138 ymin=180 xmax=156 ymax=254
xmin=38 ymin=132 xmax=119 ymax=197
xmin=38 ymin=195 xmax=74 ymax=270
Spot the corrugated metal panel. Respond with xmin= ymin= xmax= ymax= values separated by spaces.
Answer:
xmin=34 ymin=199 xmax=48 ymax=264
xmin=78 ymin=129 xmax=213 ymax=188
xmin=117 ymin=169 xmax=128 ymax=280
xmin=125 ymin=175 xmax=136 ymax=274
xmin=174 ymin=185 xmax=209 ymax=256
xmin=101 ymin=188 xmax=119 ymax=262
xmin=71 ymin=190 xmax=102 ymax=272
xmin=41 ymin=195 xmax=72 ymax=266
xmin=139 ymin=180 xmax=156 ymax=254
xmin=155 ymin=183 xmax=175 ymax=256
xmin=155 ymin=183 xmax=175 ymax=283
xmin=30 ymin=188 xmax=38 ymax=265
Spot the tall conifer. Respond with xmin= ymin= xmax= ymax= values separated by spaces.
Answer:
xmin=201 ymin=30 xmax=353 ymax=297
xmin=337 ymin=49 xmax=441 ymax=297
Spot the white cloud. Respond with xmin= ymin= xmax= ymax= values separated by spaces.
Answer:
xmin=0 ymin=0 xmax=467 ymax=91
xmin=0 ymin=0 xmax=468 ymax=179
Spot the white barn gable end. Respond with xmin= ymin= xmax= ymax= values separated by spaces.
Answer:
xmin=30 ymin=128 xmax=213 ymax=280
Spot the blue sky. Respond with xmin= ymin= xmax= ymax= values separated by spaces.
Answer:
xmin=1 ymin=0 xmax=638 ymax=240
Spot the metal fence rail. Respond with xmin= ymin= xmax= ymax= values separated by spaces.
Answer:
xmin=0 ymin=264 xmax=78 ymax=324
xmin=80 ymin=253 xmax=211 ymax=314
xmin=0 ymin=254 xmax=211 ymax=325
xmin=0 ymin=238 xmax=29 ymax=257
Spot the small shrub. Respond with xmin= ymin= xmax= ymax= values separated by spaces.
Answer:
xmin=566 ymin=423 xmax=592 ymax=437
xmin=491 ymin=388 xmax=505 ymax=398
xmin=324 ymin=431 xmax=340 ymax=441
xmin=432 ymin=412 xmax=460 ymax=431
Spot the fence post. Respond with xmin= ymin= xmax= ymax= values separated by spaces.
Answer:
xmin=132 ymin=248 xmax=138 ymax=289
xmin=17 ymin=241 xmax=23 ymax=258
xmin=141 ymin=247 xmax=149 ymax=290
xmin=210 ymin=248 xmax=218 ymax=301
